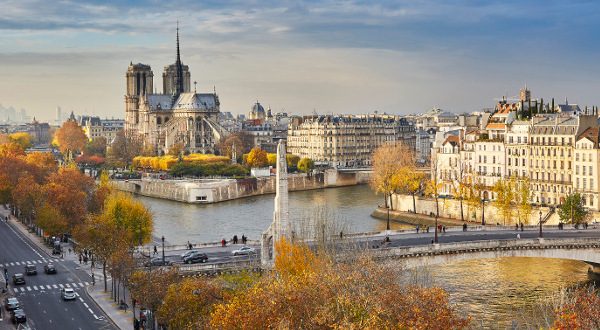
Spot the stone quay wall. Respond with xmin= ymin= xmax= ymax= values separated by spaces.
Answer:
xmin=114 ymin=170 xmax=371 ymax=204
xmin=391 ymin=194 xmax=559 ymax=225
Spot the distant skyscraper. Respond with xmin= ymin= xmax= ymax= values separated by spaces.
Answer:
xmin=55 ymin=106 xmax=63 ymax=126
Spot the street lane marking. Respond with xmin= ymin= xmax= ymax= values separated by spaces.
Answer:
xmin=5 ymin=222 xmax=44 ymax=258
xmin=58 ymin=284 xmax=64 ymax=288
xmin=87 ymin=307 xmax=94 ymax=314
xmin=65 ymin=283 xmax=71 ymax=288
xmin=83 ymin=302 xmax=89 ymax=308
xmin=9 ymin=262 xmax=14 ymax=266
xmin=33 ymin=285 xmax=38 ymax=290
xmin=52 ymin=284 xmax=58 ymax=288
xmin=84 ymin=281 xmax=89 ymax=285
xmin=46 ymin=285 xmax=52 ymax=289
xmin=26 ymin=286 xmax=31 ymax=291
xmin=78 ymin=283 xmax=85 ymax=287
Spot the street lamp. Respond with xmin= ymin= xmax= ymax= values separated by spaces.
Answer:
xmin=538 ymin=210 xmax=543 ymax=238
xmin=386 ymin=203 xmax=391 ymax=231
xmin=481 ymin=198 xmax=486 ymax=226
xmin=161 ymin=236 xmax=165 ymax=264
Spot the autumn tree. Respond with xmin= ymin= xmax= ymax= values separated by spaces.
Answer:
xmin=9 ymin=132 xmax=33 ymax=149
xmin=553 ymin=287 xmax=600 ymax=329
xmin=492 ymin=177 xmax=515 ymax=225
xmin=103 ymin=192 xmax=153 ymax=246
xmin=424 ymin=156 xmax=443 ymax=219
xmin=35 ymin=204 xmax=67 ymax=237
xmin=371 ymin=143 xmax=413 ymax=209
xmin=286 ymin=154 xmax=300 ymax=169
xmin=297 ymin=157 xmax=314 ymax=173
xmin=84 ymin=137 xmax=107 ymax=157
xmin=168 ymin=142 xmax=185 ymax=156
xmin=106 ymin=130 xmax=143 ymax=168
xmin=129 ymin=268 xmax=180 ymax=329
xmin=216 ymin=133 xmax=248 ymax=159
xmin=210 ymin=239 xmax=469 ymax=329
xmin=515 ymin=177 xmax=532 ymax=225
xmin=246 ymin=146 xmax=268 ymax=168
xmin=12 ymin=175 xmax=44 ymax=225
xmin=157 ymin=277 xmax=223 ymax=330
xmin=45 ymin=167 xmax=95 ymax=230
xmin=558 ymin=193 xmax=590 ymax=224
xmin=53 ymin=120 xmax=87 ymax=158
xmin=450 ymin=161 xmax=470 ymax=221
xmin=0 ymin=142 xmax=26 ymax=158
xmin=465 ymin=175 xmax=484 ymax=221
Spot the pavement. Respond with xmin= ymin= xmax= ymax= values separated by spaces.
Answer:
xmin=0 ymin=206 xmax=120 ymax=330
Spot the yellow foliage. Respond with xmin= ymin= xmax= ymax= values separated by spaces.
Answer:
xmin=103 ymin=192 xmax=153 ymax=245
xmin=133 ymin=154 xmax=229 ymax=171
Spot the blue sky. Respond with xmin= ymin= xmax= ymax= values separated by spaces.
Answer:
xmin=1 ymin=0 xmax=600 ymax=121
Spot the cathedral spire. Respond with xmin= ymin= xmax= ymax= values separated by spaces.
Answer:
xmin=175 ymin=21 xmax=184 ymax=95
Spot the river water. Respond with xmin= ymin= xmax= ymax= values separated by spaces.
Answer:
xmin=136 ymin=184 xmax=592 ymax=329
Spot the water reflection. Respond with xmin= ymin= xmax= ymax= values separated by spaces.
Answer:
xmin=426 ymin=257 xmax=591 ymax=328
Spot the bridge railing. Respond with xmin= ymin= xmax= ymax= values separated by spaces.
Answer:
xmin=179 ymin=258 xmax=261 ymax=274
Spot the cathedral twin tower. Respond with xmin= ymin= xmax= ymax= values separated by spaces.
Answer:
xmin=124 ymin=27 xmax=223 ymax=155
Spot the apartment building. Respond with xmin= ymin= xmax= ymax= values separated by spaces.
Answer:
xmin=80 ymin=116 xmax=125 ymax=143
xmin=574 ymin=127 xmax=600 ymax=210
xmin=287 ymin=114 xmax=416 ymax=168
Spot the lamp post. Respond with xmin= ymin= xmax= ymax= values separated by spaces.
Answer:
xmin=161 ymin=236 xmax=165 ymax=264
xmin=386 ymin=203 xmax=391 ymax=231
xmin=538 ymin=210 xmax=543 ymax=238
xmin=481 ymin=198 xmax=486 ymax=226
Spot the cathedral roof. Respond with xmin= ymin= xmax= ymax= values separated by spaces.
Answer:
xmin=146 ymin=94 xmax=173 ymax=111
xmin=173 ymin=93 xmax=218 ymax=111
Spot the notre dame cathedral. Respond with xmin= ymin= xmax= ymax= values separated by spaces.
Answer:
xmin=124 ymin=27 xmax=226 ymax=155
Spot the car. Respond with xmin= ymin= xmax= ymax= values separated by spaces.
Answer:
xmin=181 ymin=249 xmax=199 ymax=259
xmin=44 ymin=264 xmax=57 ymax=274
xmin=4 ymin=297 xmax=20 ymax=311
xmin=12 ymin=273 xmax=25 ymax=285
xmin=10 ymin=308 xmax=26 ymax=324
xmin=183 ymin=252 xmax=208 ymax=264
xmin=144 ymin=257 xmax=172 ymax=267
xmin=231 ymin=246 xmax=256 ymax=256
xmin=61 ymin=288 xmax=77 ymax=300
xmin=24 ymin=264 xmax=37 ymax=275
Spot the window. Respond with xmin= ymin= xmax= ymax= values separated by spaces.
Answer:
xmin=583 ymin=178 xmax=587 ymax=190
xmin=576 ymin=165 xmax=579 ymax=175
xmin=589 ymin=166 xmax=593 ymax=175
xmin=592 ymin=179 xmax=595 ymax=188
xmin=583 ymin=166 xmax=586 ymax=175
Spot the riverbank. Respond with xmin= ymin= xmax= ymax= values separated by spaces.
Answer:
xmin=114 ymin=169 xmax=371 ymax=204
xmin=371 ymin=207 xmax=470 ymax=227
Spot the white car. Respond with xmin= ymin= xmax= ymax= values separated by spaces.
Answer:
xmin=61 ymin=288 xmax=76 ymax=300
xmin=232 ymin=246 xmax=256 ymax=256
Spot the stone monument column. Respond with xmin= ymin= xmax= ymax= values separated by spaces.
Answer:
xmin=261 ymin=140 xmax=289 ymax=267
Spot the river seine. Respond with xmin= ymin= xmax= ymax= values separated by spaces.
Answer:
xmin=137 ymin=184 xmax=591 ymax=328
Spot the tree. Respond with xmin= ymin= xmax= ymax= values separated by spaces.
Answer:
xmin=297 ymin=157 xmax=314 ymax=173
xmin=106 ymin=130 xmax=143 ymax=168
xmin=45 ymin=167 xmax=95 ymax=230
xmin=84 ymin=137 xmax=107 ymax=157
xmin=210 ymin=239 xmax=470 ymax=329
xmin=558 ymin=193 xmax=590 ymax=224
xmin=246 ymin=147 xmax=268 ymax=168
xmin=286 ymin=154 xmax=300 ymax=169
xmin=371 ymin=143 xmax=413 ymax=209
xmin=12 ymin=175 xmax=44 ymax=225
xmin=424 ymin=156 xmax=443 ymax=219
xmin=9 ymin=132 xmax=32 ymax=149
xmin=103 ymin=192 xmax=153 ymax=246
xmin=129 ymin=268 xmax=180 ymax=329
xmin=515 ymin=177 xmax=532 ymax=225
xmin=216 ymin=133 xmax=247 ymax=158
xmin=36 ymin=204 xmax=67 ymax=237
xmin=492 ymin=178 xmax=515 ymax=225
xmin=157 ymin=277 xmax=223 ymax=330
xmin=553 ymin=287 xmax=600 ymax=330
xmin=53 ymin=120 xmax=87 ymax=158
xmin=450 ymin=161 xmax=470 ymax=221
xmin=0 ymin=142 xmax=26 ymax=158
xmin=168 ymin=142 xmax=185 ymax=156
xmin=399 ymin=170 xmax=425 ymax=213
xmin=465 ymin=175 xmax=484 ymax=221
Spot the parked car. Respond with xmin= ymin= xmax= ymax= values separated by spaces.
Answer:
xmin=44 ymin=264 xmax=57 ymax=274
xmin=24 ymin=264 xmax=37 ymax=275
xmin=144 ymin=257 xmax=171 ymax=267
xmin=183 ymin=252 xmax=208 ymax=264
xmin=4 ymin=297 xmax=20 ymax=311
xmin=231 ymin=246 xmax=256 ymax=256
xmin=181 ymin=249 xmax=199 ymax=259
xmin=10 ymin=308 xmax=26 ymax=324
xmin=12 ymin=273 xmax=25 ymax=285
xmin=61 ymin=288 xmax=77 ymax=300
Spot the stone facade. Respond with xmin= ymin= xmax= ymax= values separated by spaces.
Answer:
xmin=287 ymin=114 xmax=416 ymax=168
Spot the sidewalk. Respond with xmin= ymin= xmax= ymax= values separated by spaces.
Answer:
xmin=0 ymin=207 xmax=129 ymax=330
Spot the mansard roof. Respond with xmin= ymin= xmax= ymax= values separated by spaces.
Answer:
xmin=577 ymin=127 xmax=599 ymax=146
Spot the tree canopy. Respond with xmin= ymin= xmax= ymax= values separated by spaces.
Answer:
xmin=558 ymin=193 xmax=590 ymax=224
xmin=53 ymin=120 xmax=87 ymax=156
xmin=246 ymin=147 xmax=268 ymax=168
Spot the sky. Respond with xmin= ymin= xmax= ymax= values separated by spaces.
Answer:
xmin=1 ymin=0 xmax=600 ymax=122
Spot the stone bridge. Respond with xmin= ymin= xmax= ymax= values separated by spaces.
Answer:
xmin=370 ymin=237 xmax=600 ymax=272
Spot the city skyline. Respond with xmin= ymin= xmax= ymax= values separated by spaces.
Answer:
xmin=2 ymin=1 xmax=600 ymax=122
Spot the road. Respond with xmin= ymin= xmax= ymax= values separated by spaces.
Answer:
xmin=0 ymin=218 xmax=116 ymax=330
xmin=152 ymin=227 xmax=600 ymax=267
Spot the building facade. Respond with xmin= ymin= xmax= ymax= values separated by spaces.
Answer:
xmin=80 ymin=116 xmax=125 ymax=143
xmin=287 ymin=114 xmax=416 ymax=168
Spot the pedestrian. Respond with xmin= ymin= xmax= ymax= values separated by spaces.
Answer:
xmin=153 ymin=246 xmax=158 ymax=255
xmin=233 ymin=235 xmax=238 ymax=244
xmin=443 ymin=226 xmax=446 ymax=233
xmin=416 ymin=225 xmax=420 ymax=233
xmin=68 ymin=248 xmax=72 ymax=255
xmin=517 ymin=233 xmax=521 ymax=239
xmin=520 ymin=223 xmax=524 ymax=231
xmin=426 ymin=226 xmax=429 ymax=233
xmin=340 ymin=231 xmax=343 ymax=239
xmin=515 ymin=223 xmax=519 ymax=231
xmin=463 ymin=223 xmax=467 ymax=232
xmin=242 ymin=234 xmax=247 ymax=244
xmin=221 ymin=239 xmax=226 ymax=247
xmin=187 ymin=241 xmax=191 ymax=250
xmin=79 ymin=254 xmax=82 ymax=264
xmin=92 ymin=273 xmax=95 ymax=286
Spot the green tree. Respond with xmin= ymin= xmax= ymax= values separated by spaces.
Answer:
xmin=558 ymin=193 xmax=590 ymax=224
xmin=297 ymin=157 xmax=314 ymax=173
